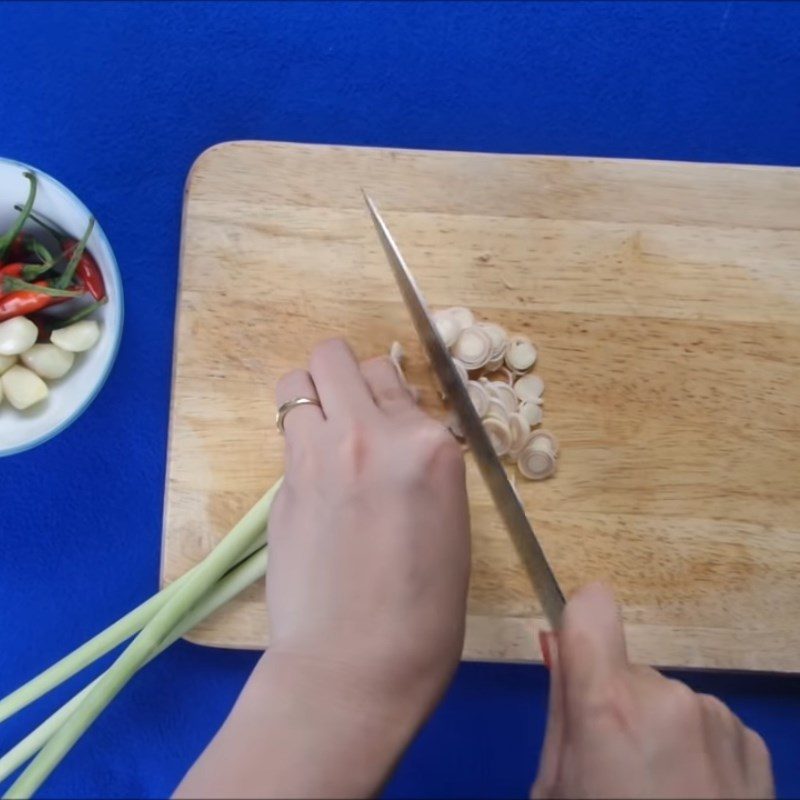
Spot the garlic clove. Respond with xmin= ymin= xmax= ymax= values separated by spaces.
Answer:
xmin=433 ymin=313 xmax=461 ymax=349
xmin=514 ymin=373 xmax=544 ymax=402
xmin=491 ymin=382 xmax=518 ymax=414
xmin=0 ymin=317 xmax=38 ymax=356
xmin=452 ymin=325 xmax=492 ymax=371
xmin=508 ymin=412 xmax=531 ymax=457
xmin=477 ymin=322 xmax=507 ymax=361
xmin=466 ymin=380 xmax=490 ymax=417
xmin=1 ymin=365 xmax=49 ymax=410
xmin=504 ymin=335 xmax=537 ymax=372
xmin=517 ymin=442 xmax=557 ymax=480
xmin=0 ymin=353 xmax=17 ymax=376
xmin=483 ymin=416 xmax=512 ymax=457
xmin=50 ymin=320 xmax=101 ymax=353
xmin=519 ymin=401 xmax=543 ymax=427
xmin=21 ymin=344 xmax=75 ymax=380
xmin=444 ymin=306 xmax=475 ymax=331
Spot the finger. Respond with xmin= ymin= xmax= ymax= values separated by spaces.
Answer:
xmin=559 ymin=583 xmax=628 ymax=722
xmin=275 ymin=369 xmax=324 ymax=444
xmin=360 ymin=356 xmax=419 ymax=415
xmin=532 ymin=631 xmax=565 ymax=799
xmin=308 ymin=338 xmax=378 ymax=421
xmin=742 ymin=728 xmax=774 ymax=796
xmin=698 ymin=694 xmax=741 ymax=776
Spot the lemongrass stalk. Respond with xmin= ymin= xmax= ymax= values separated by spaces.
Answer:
xmin=6 ymin=481 xmax=280 ymax=799
xmin=0 ymin=492 xmax=272 ymax=727
xmin=0 ymin=546 xmax=268 ymax=785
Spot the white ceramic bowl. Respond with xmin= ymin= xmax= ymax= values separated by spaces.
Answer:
xmin=0 ymin=158 xmax=123 ymax=456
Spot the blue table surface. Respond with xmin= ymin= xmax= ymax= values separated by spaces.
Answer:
xmin=1 ymin=2 xmax=799 ymax=797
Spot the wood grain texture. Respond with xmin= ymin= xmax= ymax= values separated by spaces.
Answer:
xmin=162 ymin=141 xmax=800 ymax=671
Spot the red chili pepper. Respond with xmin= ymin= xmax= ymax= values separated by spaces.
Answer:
xmin=24 ymin=211 xmax=106 ymax=301
xmin=0 ymin=267 xmax=80 ymax=322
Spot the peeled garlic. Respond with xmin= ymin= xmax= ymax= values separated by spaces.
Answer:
xmin=466 ymin=380 xmax=490 ymax=417
xmin=483 ymin=416 xmax=512 ymax=457
xmin=514 ymin=373 xmax=544 ymax=402
xmin=2 ymin=365 xmax=49 ymax=410
xmin=51 ymin=320 xmax=101 ymax=353
xmin=0 ymin=317 xmax=38 ymax=356
xmin=477 ymin=322 xmax=507 ymax=361
xmin=433 ymin=313 xmax=461 ymax=348
xmin=519 ymin=401 xmax=543 ymax=427
xmin=508 ymin=412 xmax=531 ymax=457
xmin=505 ymin=335 xmax=537 ymax=372
xmin=445 ymin=306 xmax=475 ymax=331
xmin=452 ymin=325 xmax=492 ymax=371
xmin=0 ymin=354 xmax=17 ymax=376
xmin=491 ymin=382 xmax=518 ymax=414
xmin=21 ymin=344 xmax=75 ymax=380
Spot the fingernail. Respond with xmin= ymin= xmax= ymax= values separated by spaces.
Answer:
xmin=538 ymin=630 xmax=552 ymax=670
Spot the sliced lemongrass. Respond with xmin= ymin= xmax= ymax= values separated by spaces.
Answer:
xmin=485 ymin=366 xmax=513 ymax=384
xmin=483 ymin=416 xmax=512 ymax=457
xmin=508 ymin=412 xmax=531 ymax=457
xmin=444 ymin=306 xmax=475 ymax=331
xmin=486 ymin=397 xmax=509 ymax=423
xmin=529 ymin=429 xmax=560 ymax=457
xmin=0 ymin=317 xmax=38 ymax=356
xmin=452 ymin=358 xmax=469 ymax=384
xmin=466 ymin=380 xmax=490 ymax=417
xmin=514 ymin=373 xmax=544 ymax=402
xmin=1 ymin=365 xmax=48 ymax=410
xmin=505 ymin=335 xmax=537 ymax=372
xmin=517 ymin=443 xmax=557 ymax=480
xmin=21 ymin=344 xmax=74 ymax=380
xmin=389 ymin=341 xmax=416 ymax=400
xmin=50 ymin=320 xmax=100 ymax=353
xmin=433 ymin=312 xmax=461 ymax=348
xmin=477 ymin=322 xmax=507 ymax=361
xmin=519 ymin=401 xmax=543 ymax=427
xmin=485 ymin=354 xmax=505 ymax=372
xmin=452 ymin=325 xmax=491 ymax=371
xmin=491 ymin=382 xmax=518 ymax=414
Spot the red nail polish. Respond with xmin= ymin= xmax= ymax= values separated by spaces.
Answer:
xmin=538 ymin=630 xmax=552 ymax=670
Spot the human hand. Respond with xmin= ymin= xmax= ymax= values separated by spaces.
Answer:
xmin=267 ymin=338 xmax=470 ymax=716
xmin=533 ymin=584 xmax=774 ymax=799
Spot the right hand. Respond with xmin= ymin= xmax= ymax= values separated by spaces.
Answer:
xmin=533 ymin=584 xmax=774 ymax=799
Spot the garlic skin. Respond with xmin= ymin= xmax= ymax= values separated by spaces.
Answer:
xmin=452 ymin=325 xmax=492 ymax=371
xmin=514 ymin=373 xmax=544 ymax=402
xmin=0 ymin=317 xmax=38 ymax=356
xmin=0 ymin=354 xmax=17 ymax=376
xmin=50 ymin=320 xmax=101 ymax=353
xmin=1 ymin=365 xmax=49 ymax=410
xmin=21 ymin=344 xmax=75 ymax=380
xmin=505 ymin=335 xmax=537 ymax=372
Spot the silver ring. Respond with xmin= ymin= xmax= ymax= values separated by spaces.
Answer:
xmin=276 ymin=397 xmax=322 ymax=434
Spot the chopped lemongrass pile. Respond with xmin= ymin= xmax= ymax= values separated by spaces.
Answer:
xmin=395 ymin=305 xmax=561 ymax=482
xmin=0 ymin=479 xmax=282 ymax=799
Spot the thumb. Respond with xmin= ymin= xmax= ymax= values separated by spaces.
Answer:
xmin=531 ymin=631 xmax=565 ymax=799
xmin=558 ymin=582 xmax=628 ymax=725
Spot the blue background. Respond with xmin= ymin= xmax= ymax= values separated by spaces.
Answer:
xmin=1 ymin=1 xmax=799 ymax=797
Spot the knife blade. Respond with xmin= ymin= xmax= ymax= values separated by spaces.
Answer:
xmin=363 ymin=193 xmax=565 ymax=629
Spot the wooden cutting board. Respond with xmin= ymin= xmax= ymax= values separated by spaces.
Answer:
xmin=162 ymin=141 xmax=800 ymax=672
